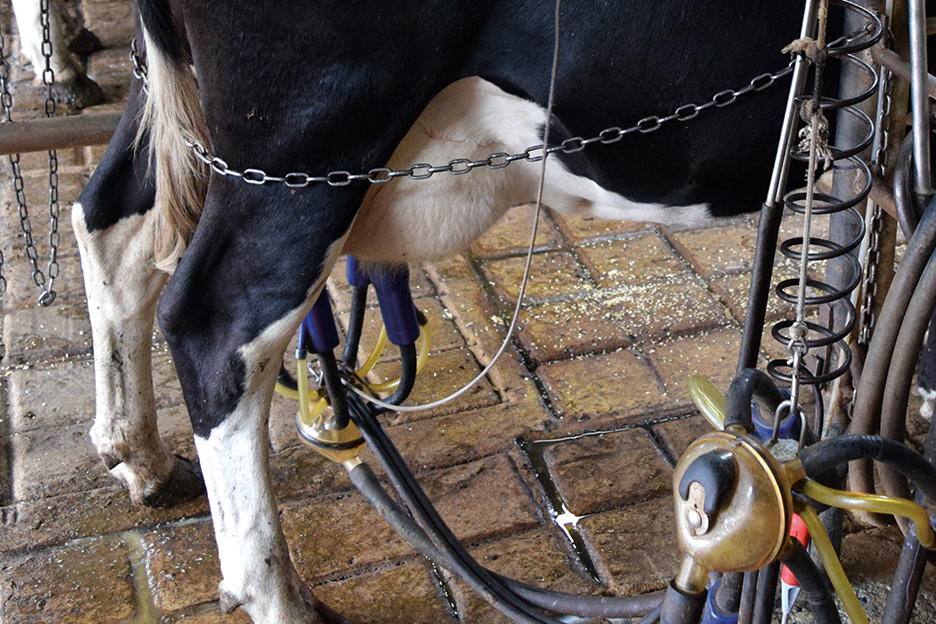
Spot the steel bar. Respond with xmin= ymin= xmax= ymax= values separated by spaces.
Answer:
xmin=738 ymin=0 xmax=819 ymax=370
xmin=829 ymin=0 xmax=882 ymax=309
xmin=908 ymin=0 xmax=932 ymax=194
xmin=0 ymin=111 xmax=121 ymax=155
xmin=880 ymin=394 xmax=936 ymax=624
xmin=871 ymin=47 xmax=936 ymax=99
xmin=868 ymin=173 xmax=898 ymax=220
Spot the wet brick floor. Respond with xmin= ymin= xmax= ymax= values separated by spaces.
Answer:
xmin=0 ymin=2 xmax=935 ymax=623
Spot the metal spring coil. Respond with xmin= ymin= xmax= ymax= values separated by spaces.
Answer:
xmin=767 ymin=0 xmax=883 ymax=395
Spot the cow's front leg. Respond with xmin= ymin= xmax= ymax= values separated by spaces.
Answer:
xmin=73 ymin=77 xmax=204 ymax=507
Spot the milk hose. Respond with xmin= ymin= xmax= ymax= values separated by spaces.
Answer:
xmin=346 ymin=392 xmax=664 ymax=622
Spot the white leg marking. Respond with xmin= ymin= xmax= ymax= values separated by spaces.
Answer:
xmin=918 ymin=387 xmax=936 ymax=421
xmin=195 ymin=388 xmax=320 ymax=623
xmin=344 ymin=77 xmax=712 ymax=264
xmin=73 ymin=202 xmax=177 ymax=503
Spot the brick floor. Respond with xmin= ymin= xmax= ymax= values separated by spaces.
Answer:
xmin=0 ymin=4 xmax=934 ymax=624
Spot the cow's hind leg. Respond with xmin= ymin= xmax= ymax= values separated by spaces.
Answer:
xmin=156 ymin=176 xmax=354 ymax=623
xmin=11 ymin=0 xmax=103 ymax=108
xmin=73 ymin=76 xmax=204 ymax=507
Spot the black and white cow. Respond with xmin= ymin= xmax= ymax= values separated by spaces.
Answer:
xmin=72 ymin=1 xmax=808 ymax=622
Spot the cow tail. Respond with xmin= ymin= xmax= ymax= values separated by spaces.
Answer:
xmin=136 ymin=0 xmax=209 ymax=273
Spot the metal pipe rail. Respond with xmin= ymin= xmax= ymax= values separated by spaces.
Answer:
xmin=0 ymin=111 xmax=121 ymax=156
xmin=871 ymin=47 xmax=936 ymax=98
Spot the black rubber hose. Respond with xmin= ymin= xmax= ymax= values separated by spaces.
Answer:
xmin=779 ymin=540 xmax=842 ymax=624
xmin=751 ymin=561 xmax=780 ymax=624
xmin=634 ymin=603 xmax=663 ymax=624
xmin=277 ymin=363 xmax=298 ymax=392
xmin=496 ymin=580 xmax=662 ymax=620
xmin=880 ymin=529 xmax=928 ymax=624
xmin=348 ymin=461 xmax=663 ymax=619
xmin=318 ymin=350 xmax=350 ymax=431
xmin=849 ymin=195 xmax=936 ymax=504
xmin=660 ymin=582 xmax=706 ymax=624
xmin=799 ymin=435 xmax=936 ymax=505
xmin=714 ymin=572 xmax=743 ymax=614
xmin=342 ymin=285 xmax=369 ymax=367
xmin=346 ymin=395 xmax=561 ymax=624
xmin=878 ymin=244 xmax=936 ymax=522
xmin=739 ymin=203 xmax=785 ymax=371
xmin=725 ymin=369 xmax=788 ymax=432
xmin=374 ymin=343 xmax=418 ymax=414
xmin=738 ymin=570 xmax=759 ymax=624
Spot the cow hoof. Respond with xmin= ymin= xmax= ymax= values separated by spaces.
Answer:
xmin=67 ymin=27 xmax=103 ymax=55
xmin=141 ymin=455 xmax=206 ymax=508
xmin=50 ymin=73 xmax=104 ymax=109
xmin=219 ymin=588 xmax=243 ymax=615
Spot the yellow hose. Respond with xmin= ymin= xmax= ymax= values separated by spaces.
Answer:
xmin=796 ymin=479 xmax=934 ymax=548
xmin=368 ymin=322 xmax=434 ymax=393
xmin=357 ymin=326 xmax=389 ymax=379
xmin=274 ymin=381 xmax=300 ymax=401
xmin=274 ymin=325 xmax=389 ymax=401
xmin=688 ymin=374 xmax=726 ymax=430
xmin=793 ymin=498 xmax=870 ymax=624
xmin=275 ymin=316 xmax=433 ymax=411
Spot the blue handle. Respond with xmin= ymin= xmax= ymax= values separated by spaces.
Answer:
xmin=346 ymin=256 xmax=371 ymax=288
xmin=701 ymin=579 xmax=738 ymax=624
xmin=751 ymin=388 xmax=800 ymax=441
xmin=370 ymin=265 xmax=420 ymax=346
xmin=298 ymin=290 xmax=341 ymax=354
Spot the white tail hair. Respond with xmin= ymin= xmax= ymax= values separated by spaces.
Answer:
xmin=137 ymin=29 xmax=210 ymax=273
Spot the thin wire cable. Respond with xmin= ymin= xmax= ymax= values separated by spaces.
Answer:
xmin=347 ymin=2 xmax=564 ymax=413
xmin=783 ymin=0 xmax=830 ymax=446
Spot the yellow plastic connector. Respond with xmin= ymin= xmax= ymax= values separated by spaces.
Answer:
xmin=276 ymin=318 xmax=434 ymax=411
xmin=689 ymin=374 xmax=727 ymax=430
xmin=794 ymin=498 xmax=870 ymax=624
xmin=796 ymin=479 xmax=934 ymax=548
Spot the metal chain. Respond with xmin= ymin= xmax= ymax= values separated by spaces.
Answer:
xmin=0 ymin=1 xmax=61 ymax=304
xmin=858 ymin=50 xmax=893 ymax=346
xmin=180 ymin=63 xmax=794 ymax=188
xmin=38 ymin=0 xmax=59 ymax=305
xmin=129 ymin=37 xmax=148 ymax=94
xmin=0 ymin=28 xmax=39 ymax=298
xmin=129 ymin=40 xmax=794 ymax=189
xmin=0 ymin=31 xmax=11 ymax=294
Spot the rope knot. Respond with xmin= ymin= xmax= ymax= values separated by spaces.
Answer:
xmin=782 ymin=37 xmax=829 ymax=65
xmin=797 ymin=99 xmax=833 ymax=169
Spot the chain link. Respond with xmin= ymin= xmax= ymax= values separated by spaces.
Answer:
xmin=172 ymin=61 xmax=793 ymax=188
xmin=0 ymin=30 xmax=10 ymax=294
xmin=129 ymin=38 xmax=149 ymax=94
xmin=37 ymin=0 xmax=59 ymax=305
xmin=0 ymin=1 xmax=60 ymax=304
xmin=858 ymin=52 xmax=893 ymax=346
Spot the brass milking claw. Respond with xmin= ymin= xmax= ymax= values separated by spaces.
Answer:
xmin=661 ymin=430 xmax=799 ymax=623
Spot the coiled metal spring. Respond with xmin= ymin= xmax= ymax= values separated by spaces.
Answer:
xmin=767 ymin=0 xmax=883 ymax=421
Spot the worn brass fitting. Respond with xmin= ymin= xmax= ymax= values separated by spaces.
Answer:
xmin=295 ymin=410 xmax=366 ymax=464
xmin=672 ymin=431 xmax=793 ymax=575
